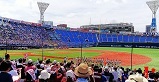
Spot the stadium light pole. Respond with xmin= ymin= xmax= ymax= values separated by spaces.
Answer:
xmin=146 ymin=0 xmax=159 ymax=33
xmin=37 ymin=2 xmax=49 ymax=24
xmin=81 ymin=41 xmax=82 ymax=62
xmin=78 ymin=35 xmax=83 ymax=63
xmin=3 ymin=27 xmax=8 ymax=54
xmin=37 ymin=2 xmax=49 ymax=60
xmin=130 ymin=43 xmax=133 ymax=70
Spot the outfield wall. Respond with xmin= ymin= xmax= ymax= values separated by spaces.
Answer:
xmin=97 ymin=42 xmax=159 ymax=48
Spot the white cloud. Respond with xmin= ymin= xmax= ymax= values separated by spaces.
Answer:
xmin=0 ymin=0 xmax=157 ymax=32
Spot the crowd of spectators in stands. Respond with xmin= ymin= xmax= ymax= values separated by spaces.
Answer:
xmin=0 ymin=20 xmax=56 ymax=47
xmin=0 ymin=54 xmax=159 ymax=82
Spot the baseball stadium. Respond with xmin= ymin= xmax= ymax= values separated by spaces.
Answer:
xmin=0 ymin=0 xmax=159 ymax=82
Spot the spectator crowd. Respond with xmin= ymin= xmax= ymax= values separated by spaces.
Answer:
xmin=0 ymin=20 xmax=56 ymax=47
xmin=0 ymin=54 xmax=159 ymax=82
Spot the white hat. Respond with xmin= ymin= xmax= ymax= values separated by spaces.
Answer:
xmin=53 ymin=60 xmax=57 ymax=64
xmin=126 ymin=73 xmax=148 ymax=82
xmin=28 ymin=59 xmax=33 ymax=63
xmin=8 ymin=70 xmax=20 ymax=82
xmin=40 ymin=64 xmax=45 ymax=68
xmin=39 ymin=70 xmax=50 ymax=80
xmin=46 ymin=67 xmax=51 ymax=73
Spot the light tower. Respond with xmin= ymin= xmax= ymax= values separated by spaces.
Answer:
xmin=37 ymin=2 xmax=49 ymax=60
xmin=37 ymin=2 xmax=49 ymax=25
xmin=146 ymin=0 xmax=159 ymax=33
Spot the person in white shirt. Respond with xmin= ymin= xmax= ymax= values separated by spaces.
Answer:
xmin=66 ymin=62 xmax=76 ymax=81
xmin=112 ymin=67 xmax=119 ymax=82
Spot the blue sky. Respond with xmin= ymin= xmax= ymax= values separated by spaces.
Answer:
xmin=0 ymin=0 xmax=158 ymax=32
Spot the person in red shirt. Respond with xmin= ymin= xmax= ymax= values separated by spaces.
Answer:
xmin=25 ymin=59 xmax=36 ymax=72
xmin=25 ymin=59 xmax=36 ymax=82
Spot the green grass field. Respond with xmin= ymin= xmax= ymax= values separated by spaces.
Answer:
xmin=1 ymin=47 xmax=159 ymax=70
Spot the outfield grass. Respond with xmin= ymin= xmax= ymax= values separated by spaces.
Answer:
xmin=0 ymin=47 xmax=159 ymax=70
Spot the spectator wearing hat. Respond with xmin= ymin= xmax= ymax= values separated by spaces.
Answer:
xmin=125 ymin=73 xmax=148 ymax=82
xmin=25 ymin=59 xmax=36 ymax=72
xmin=52 ymin=60 xmax=57 ymax=65
xmin=25 ymin=59 xmax=36 ymax=82
xmin=0 ymin=61 xmax=13 ymax=82
xmin=74 ymin=63 xmax=94 ymax=82
xmin=38 ymin=70 xmax=50 ymax=82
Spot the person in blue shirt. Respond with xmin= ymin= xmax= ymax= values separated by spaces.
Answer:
xmin=0 ymin=61 xmax=13 ymax=82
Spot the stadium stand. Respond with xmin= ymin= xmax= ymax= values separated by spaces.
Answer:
xmin=54 ymin=29 xmax=98 ymax=47
xmin=0 ymin=18 xmax=56 ymax=49
xmin=0 ymin=17 xmax=159 ymax=82
xmin=0 ymin=17 xmax=159 ymax=49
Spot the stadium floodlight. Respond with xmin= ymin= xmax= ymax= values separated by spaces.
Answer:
xmin=37 ymin=2 xmax=49 ymax=60
xmin=37 ymin=2 xmax=49 ymax=25
xmin=146 ymin=0 xmax=159 ymax=32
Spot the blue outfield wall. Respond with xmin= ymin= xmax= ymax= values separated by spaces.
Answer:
xmin=97 ymin=42 xmax=159 ymax=48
